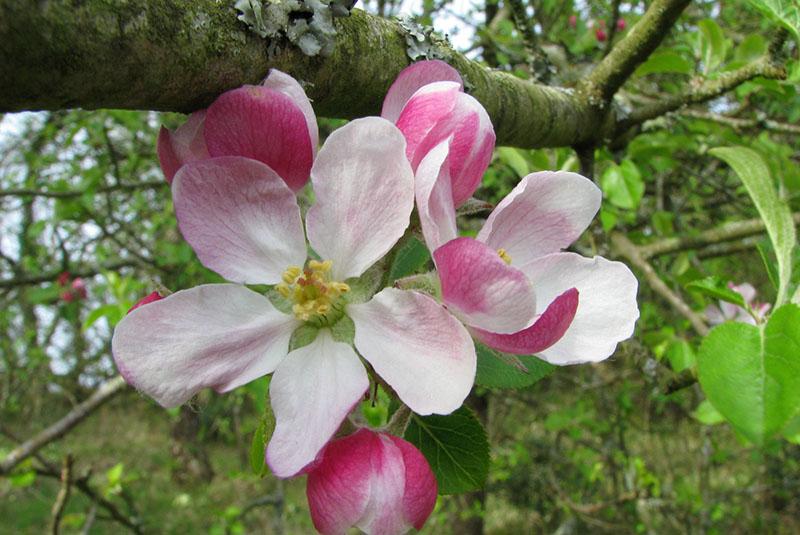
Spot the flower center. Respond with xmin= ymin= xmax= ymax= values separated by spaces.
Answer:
xmin=276 ymin=260 xmax=350 ymax=321
xmin=497 ymin=248 xmax=512 ymax=265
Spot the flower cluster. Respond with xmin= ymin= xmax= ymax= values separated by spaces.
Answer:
xmin=57 ymin=272 xmax=88 ymax=303
xmin=705 ymin=282 xmax=770 ymax=325
xmin=113 ymin=61 xmax=639 ymax=534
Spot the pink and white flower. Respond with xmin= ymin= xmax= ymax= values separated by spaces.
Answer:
xmin=306 ymin=428 xmax=437 ymax=535
xmin=113 ymin=79 xmax=476 ymax=480
xmin=417 ymin=153 xmax=640 ymax=364
xmin=382 ymin=60 xmax=496 ymax=207
xmin=157 ymin=69 xmax=318 ymax=190
xmin=705 ymin=282 xmax=770 ymax=325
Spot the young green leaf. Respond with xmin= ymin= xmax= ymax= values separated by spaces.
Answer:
xmin=388 ymin=236 xmax=431 ymax=281
xmin=698 ymin=19 xmax=728 ymax=73
xmin=747 ymin=0 xmax=800 ymax=44
xmin=404 ymin=407 xmax=490 ymax=494
xmin=686 ymin=276 xmax=746 ymax=308
xmin=475 ymin=343 xmax=555 ymax=389
xmin=696 ymin=304 xmax=800 ymax=445
xmin=710 ymin=147 xmax=796 ymax=306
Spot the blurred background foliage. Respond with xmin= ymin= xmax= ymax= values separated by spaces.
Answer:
xmin=1 ymin=0 xmax=799 ymax=533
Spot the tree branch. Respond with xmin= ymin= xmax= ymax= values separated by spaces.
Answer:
xmin=0 ymin=376 xmax=127 ymax=475
xmin=637 ymin=213 xmax=800 ymax=259
xmin=611 ymin=232 xmax=709 ymax=337
xmin=621 ymin=55 xmax=787 ymax=130
xmin=678 ymin=109 xmax=800 ymax=135
xmin=0 ymin=1 xmax=605 ymax=149
xmin=581 ymin=0 xmax=692 ymax=105
xmin=0 ymin=259 xmax=138 ymax=288
xmin=0 ymin=180 xmax=167 ymax=199
xmin=50 ymin=454 xmax=74 ymax=535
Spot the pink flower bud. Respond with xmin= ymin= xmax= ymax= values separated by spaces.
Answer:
xmin=60 ymin=290 xmax=75 ymax=303
xmin=616 ymin=18 xmax=626 ymax=31
xmin=595 ymin=28 xmax=607 ymax=42
xmin=71 ymin=277 xmax=87 ymax=299
xmin=306 ymin=428 xmax=437 ymax=535
xmin=568 ymin=14 xmax=577 ymax=28
xmin=128 ymin=291 xmax=164 ymax=313
xmin=57 ymin=271 xmax=70 ymax=287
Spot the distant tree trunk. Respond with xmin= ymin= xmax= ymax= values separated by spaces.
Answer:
xmin=170 ymin=405 xmax=214 ymax=484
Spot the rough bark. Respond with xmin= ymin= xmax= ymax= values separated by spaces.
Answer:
xmin=0 ymin=0 xmax=606 ymax=149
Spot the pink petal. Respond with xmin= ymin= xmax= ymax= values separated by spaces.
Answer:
xmin=433 ymin=237 xmax=536 ymax=334
xmin=306 ymin=118 xmax=414 ymax=281
xmin=127 ymin=291 xmax=163 ymax=313
xmin=262 ymin=69 xmax=319 ymax=155
xmin=112 ymin=284 xmax=298 ymax=408
xmin=478 ymin=171 xmax=602 ymax=265
xmin=705 ymin=304 xmax=727 ymax=325
xmin=472 ymin=288 xmax=579 ymax=354
xmin=386 ymin=435 xmax=438 ymax=531
xmin=172 ymin=157 xmax=307 ymax=285
xmin=266 ymin=330 xmax=369 ymax=478
xmin=397 ymin=83 xmax=495 ymax=206
xmin=349 ymin=288 xmax=476 ymax=415
xmin=415 ymin=139 xmax=458 ymax=252
xmin=204 ymin=85 xmax=313 ymax=191
xmin=157 ymin=110 xmax=209 ymax=183
xmin=381 ymin=60 xmax=463 ymax=123
xmin=518 ymin=253 xmax=639 ymax=364
xmin=730 ymin=282 xmax=757 ymax=305
xmin=307 ymin=429 xmax=437 ymax=535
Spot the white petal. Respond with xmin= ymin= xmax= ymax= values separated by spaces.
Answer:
xmin=349 ymin=288 xmax=476 ymax=415
xmin=306 ymin=118 xmax=414 ymax=280
xmin=266 ymin=330 xmax=369 ymax=478
xmin=519 ymin=253 xmax=639 ymax=364
xmin=112 ymin=284 xmax=298 ymax=407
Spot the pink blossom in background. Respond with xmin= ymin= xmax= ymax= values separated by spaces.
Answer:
xmin=307 ymin=429 xmax=437 ymax=535
xmin=113 ymin=76 xmax=476 ymax=481
xmin=381 ymin=60 xmax=496 ymax=207
xmin=416 ymin=152 xmax=639 ymax=364
xmin=705 ymin=282 xmax=770 ymax=325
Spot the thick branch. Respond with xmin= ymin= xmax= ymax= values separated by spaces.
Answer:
xmin=0 ymin=376 xmax=127 ymax=475
xmin=621 ymin=56 xmax=787 ymax=129
xmin=611 ymin=232 xmax=709 ymax=337
xmin=638 ymin=213 xmax=800 ymax=259
xmin=582 ymin=0 xmax=692 ymax=104
xmin=0 ymin=1 xmax=605 ymax=149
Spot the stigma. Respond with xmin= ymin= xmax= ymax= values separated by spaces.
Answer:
xmin=276 ymin=260 xmax=350 ymax=321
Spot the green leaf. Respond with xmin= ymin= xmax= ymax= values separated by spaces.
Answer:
xmin=388 ymin=236 xmax=431 ymax=281
xmin=666 ymin=339 xmax=696 ymax=373
xmin=404 ymin=407 xmax=490 ymax=494
xmin=733 ymin=34 xmax=767 ymax=63
xmin=635 ymin=50 xmax=693 ymax=76
xmin=600 ymin=160 xmax=644 ymax=210
xmin=747 ymin=0 xmax=800 ymax=44
xmin=692 ymin=400 xmax=726 ymax=425
xmin=83 ymin=303 xmax=123 ymax=330
xmin=475 ymin=343 xmax=555 ymax=389
xmin=697 ymin=304 xmax=800 ymax=445
xmin=496 ymin=147 xmax=529 ymax=178
xmin=249 ymin=419 xmax=269 ymax=477
xmin=698 ymin=19 xmax=728 ymax=73
xmin=784 ymin=413 xmax=800 ymax=443
xmin=686 ymin=276 xmax=747 ymax=308
xmin=710 ymin=147 xmax=796 ymax=306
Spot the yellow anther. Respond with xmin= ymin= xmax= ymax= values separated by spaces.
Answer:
xmin=279 ymin=260 xmax=348 ymax=321
xmin=282 ymin=266 xmax=302 ymax=284
xmin=498 ymin=248 xmax=512 ymax=265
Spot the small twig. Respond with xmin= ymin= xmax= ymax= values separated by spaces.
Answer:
xmin=638 ymin=213 xmax=800 ymax=259
xmin=50 ymin=454 xmax=74 ymax=535
xmin=81 ymin=504 xmax=98 ymax=535
xmin=678 ymin=109 xmax=800 ymax=135
xmin=611 ymin=232 xmax=709 ymax=336
xmin=602 ymin=0 xmax=622 ymax=57
xmin=0 ymin=259 xmax=138 ymax=289
xmin=0 ymin=376 xmax=128 ymax=475
xmin=0 ymin=180 xmax=167 ymax=199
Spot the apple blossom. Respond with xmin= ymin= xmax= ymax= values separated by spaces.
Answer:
xmin=157 ymin=69 xmax=318 ymax=190
xmin=705 ymin=282 xmax=770 ymax=325
xmin=113 ymin=79 xmax=476 ymax=480
xmin=306 ymin=428 xmax=437 ymax=535
xmin=416 ymin=144 xmax=639 ymax=364
xmin=381 ymin=60 xmax=496 ymax=207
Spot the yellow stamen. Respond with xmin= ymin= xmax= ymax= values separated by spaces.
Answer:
xmin=498 ymin=248 xmax=512 ymax=265
xmin=279 ymin=261 xmax=350 ymax=321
